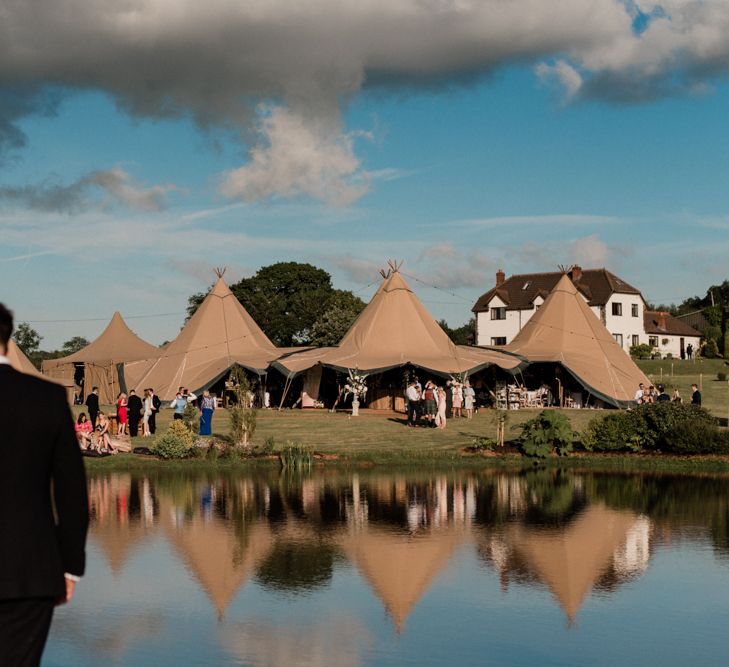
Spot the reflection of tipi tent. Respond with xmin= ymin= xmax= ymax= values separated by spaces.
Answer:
xmin=162 ymin=502 xmax=273 ymax=618
xmin=123 ymin=275 xmax=278 ymax=400
xmin=505 ymin=274 xmax=649 ymax=407
xmin=91 ymin=518 xmax=149 ymax=576
xmin=508 ymin=504 xmax=640 ymax=622
xmin=340 ymin=527 xmax=462 ymax=632
xmin=274 ymin=263 xmax=524 ymax=380
xmin=42 ymin=312 xmax=159 ymax=404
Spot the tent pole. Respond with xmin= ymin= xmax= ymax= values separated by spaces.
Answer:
xmin=279 ymin=375 xmax=293 ymax=411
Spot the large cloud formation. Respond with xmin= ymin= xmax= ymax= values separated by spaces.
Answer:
xmin=2 ymin=1 xmax=728 ymax=204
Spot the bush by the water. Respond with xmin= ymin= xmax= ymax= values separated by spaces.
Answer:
xmin=519 ymin=410 xmax=574 ymax=458
xmin=718 ymin=372 xmax=727 ymax=382
xmin=151 ymin=420 xmax=194 ymax=459
xmin=582 ymin=402 xmax=726 ymax=454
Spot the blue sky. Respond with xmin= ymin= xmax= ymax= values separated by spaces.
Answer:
xmin=2 ymin=1 xmax=729 ymax=348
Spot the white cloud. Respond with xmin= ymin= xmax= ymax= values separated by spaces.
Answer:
xmin=458 ymin=214 xmax=621 ymax=228
xmin=5 ymin=2 xmax=729 ymax=203
xmin=220 ymin=106 xmax=369 ymax=206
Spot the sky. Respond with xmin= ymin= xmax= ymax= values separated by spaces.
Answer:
xmin=2 ymin=0 xmax=729 ymax=349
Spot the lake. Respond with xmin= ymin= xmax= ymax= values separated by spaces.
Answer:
xmin=45 ymin=467 xmax=729 ymax=666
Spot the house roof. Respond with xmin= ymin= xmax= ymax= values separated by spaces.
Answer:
xmin=472 ymin=268 xmax=642 ymax=313
xmin=674 ymin=310 xmax=708 ymax=333
xmin=644 ymin=311 xmax=702 ymax=338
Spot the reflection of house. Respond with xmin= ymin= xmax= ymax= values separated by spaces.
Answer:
xmin=160 ymin=498 xmax=273 ymax=618
xmin=485 ymin=504 xmax=652 ymax=623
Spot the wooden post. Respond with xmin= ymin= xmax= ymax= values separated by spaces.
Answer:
xmin=671 ymin=363 xmax=674 ymax=378
xmin=700 ymin=373 xmax=703 ymax=391
xmin=660 ymin=367 xmax=663 ymax=380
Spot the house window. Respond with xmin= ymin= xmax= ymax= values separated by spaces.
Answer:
xmin=648 ymin=335 xmax=658 ymax=347
xmin=612 ymin=302 xmax=622 ymax=316
xmin=491 ymin=307 xmax=506 ymax=320
xmin=632 ymin=335 xmax=640 ymax=347
xmin=631 ymin=304 xmax=639 ymax=317
xmin=491 ymin=337 xmax=507 ymax=346
xmin=613 ymin=333 xmax=623 ymax=346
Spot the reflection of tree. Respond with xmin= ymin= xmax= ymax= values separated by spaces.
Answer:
xmin=521 ymin=469 xmax=586 ymax=526
xmin=255 ymin=540 xmax=341 ymax=593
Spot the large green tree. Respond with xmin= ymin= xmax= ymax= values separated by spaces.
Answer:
xmin=61 ymin=336 xmax=89 ymax=356
xmin=12 ymin=322 xmax=42 ymax=355
xmin=187 ymin=262 xmax=366 ymax=346
xmin=438 ymin=317 xmax=476 ymax=345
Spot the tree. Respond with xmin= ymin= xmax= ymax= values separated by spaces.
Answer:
xmin=12 ymin=322 xmax=42 ymax=355
xmin=438 ymin=317 xmax=476 ymax=345
xmin=309 ymin=289 xmax=366 ymax=346
xmin=186 ymin=263 xmax=366 ymax=346
xmin=61 ymin=336 xmax=89 ymax=356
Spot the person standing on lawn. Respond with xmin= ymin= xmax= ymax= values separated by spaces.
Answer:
xmin=691 ymin=383 xmax=702 ymax=406
xmin=405 ymin=380 xmax=421 ymax=427
xmin=0 ymin=303 xmax=89 ymax=667
xmin=85 ymin=386 xmax=100 ymax=429
xmin=127 ymin=389 xmax=143 ymax=437
xmin=148 ymin=388 xmax=161 ymax=433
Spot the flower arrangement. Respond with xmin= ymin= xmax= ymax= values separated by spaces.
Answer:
xmin=344 ymin=369 xmax=368 ymax=402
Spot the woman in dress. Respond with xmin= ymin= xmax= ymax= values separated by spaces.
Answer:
xmin=96 ymin=412 xmax=115 ymax=453
xmin=75 ymin=413 xmax=94 ymax=450
xmin=199 ymin=390 xmax=216 ymax=436
xmin=463 ymin=380 xmax=475 ymax=420
xmin=451 ymin=382 xmax=463 ymax=418
xmin=142 ymin=389 xmax=152 ymax=437
xmin=116 ymin=392 xmax=128 ymax=436
xmin=435 ymin=387 xmax=447 ymax=429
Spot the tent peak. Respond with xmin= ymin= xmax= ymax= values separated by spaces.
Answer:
xmin=387 ymin=259 xmax=403 ymax=273
xmin=214 ymin=266 xmax=226 ymax=278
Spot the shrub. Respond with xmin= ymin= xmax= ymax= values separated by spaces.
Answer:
xmin=183 ymin=402 xmax=200 ymax=434
xmin=471 ymin=436 xmax=496 ymax=451
xmin=228 ymin=367 xmax=257 ymax=447
xmin=580 ymin=402 xmax=717 ymax=453
xmin=519 ymin=410 xmax=574 ymax=458
xmin=718 ymin=372 xmax=727 ymax=382
xmin=581 ymin=411 xmax=646 ymax=452
xmin=152 ymin=420 xmax=194 ymax=459
xmin=280 ymin=442 xmax=313 ymax=470
xmin=662 ymin=421 xmax=729 ymax=455
xmin=630 ymin=343 xmax=653 ymax=359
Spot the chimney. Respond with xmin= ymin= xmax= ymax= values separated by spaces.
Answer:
xmin=571 ymin=264 xmax=582 ymax=281
xmin=496 ymin=269 xmax=505 ymax=286
xmin=657 ymin=311 xmax=667 ymax=329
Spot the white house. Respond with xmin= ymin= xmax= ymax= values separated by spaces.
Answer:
xmin=472 ymin=266 xmax=701 ymax=358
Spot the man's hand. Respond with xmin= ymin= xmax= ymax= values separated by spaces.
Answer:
xmin=56 ymin=577 xmax=76 ymax=606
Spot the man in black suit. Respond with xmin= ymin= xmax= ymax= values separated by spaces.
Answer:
xmin=126 ymin=388 xmax=143 ymax=437
xmin=148 ymin=388 xmax=161 ymax=434
xmin=0 ymin=303 xmax=89 ymax=667
xmin=85 ymin=386 xmax=100 ymax=429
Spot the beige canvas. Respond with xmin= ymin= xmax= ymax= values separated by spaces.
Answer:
xmin=274 ymin=267 xmax=524 ymax=379
xmin=8 ymin=340 xmax=75 ymax=401
xmin=505 ymin=274 xmax=650 ymax=407
xmin=123 ymin=277 xmax=279 ymax=400
xmin=42 ymin=311 xmax=160 ymax=404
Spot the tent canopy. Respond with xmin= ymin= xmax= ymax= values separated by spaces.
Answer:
xmin=505 ymin=274 xmax=650 ymax=407
xmin=41 ymin=311 xmax=160 ymax=404
xmin=8 ymin=340 xmax=75 ymax=400
xmin=273 ymin=264 xmax=524 ymax=379
xmin=123 ymin=276 xmax=279 ymax=400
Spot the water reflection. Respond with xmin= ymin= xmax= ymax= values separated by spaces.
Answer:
xmin=55 ymin=468 xmax=729 ymax=665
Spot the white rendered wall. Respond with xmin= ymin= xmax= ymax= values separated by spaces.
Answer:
xmin=603 ymin=294 xmax=644 ymax=352
xmin=649 ymin=334 xmax=701 ymax=358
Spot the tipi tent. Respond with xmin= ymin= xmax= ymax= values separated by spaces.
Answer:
xmin=123 ymin=275 xmax=278 ymax=400
xmin=42 ymin=312 xmax=159 ymax=404
xmin=273 ymin=263 xmax=524 ymax=381
xmin=505 ymin=274 xmax=650 ymax=407
xmin=8 ymin=339 xmax=75 ymax=401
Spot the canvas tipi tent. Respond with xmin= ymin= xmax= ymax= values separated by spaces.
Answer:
xmin=42 ymin=312 xmax=160 ymax=404
xmin=8 ymin=339 xmax=75 ymax=401
xmin=123 ymin=274 xmax=279 ymax=400
xmin=274 ymin=263 xmax=524 ymax=381
xmin=505 ymin=274 xmax=650 ymax=407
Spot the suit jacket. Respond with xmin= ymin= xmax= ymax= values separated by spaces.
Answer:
xmin=85 ymin=392 xmax=99 ymax=414
xmin=127 ymin=394 xmax=143 ymax=417
xmin=0 ymin=365 xmax=89 ymax=599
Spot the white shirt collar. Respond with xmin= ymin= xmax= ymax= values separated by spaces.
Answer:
xmin=0 ymin=355 xmax=10 ymax=365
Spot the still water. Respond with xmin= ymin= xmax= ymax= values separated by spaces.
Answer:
xmin=45 ymin=468 xmax=729 ymax=666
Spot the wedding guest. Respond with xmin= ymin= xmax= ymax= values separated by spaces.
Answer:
xmin=451 ymin=381 xmax=463 ymax=418
xmin=405 ymin=380 xmax=421 ymax=427
xmin=435 ymin=387 xmax=447 ymax=429
xmin=634 ymin=383 xmax=645 ymax=405
xmin=423 ymin=380 xmax=437 ymax=426
xmin=199 ymin=390 xmax=216 ymax=436
xmin=672 ymin=389 xmax=683 ymax=403
xmin=691 ymin=383 xmax=702 ymax=406
xmin=142 ymin=389 xmax=152 ymax=437
xmin=96 ymin=413 xmax=115 ymax=454
xmin=127 ymin=389 xmax=143 ymax=437
xmin=148 ymin=388 xmax=161 ymax=433
xmin=463 ymin=380 xmax=475 ymax=419
xmin=85 ymin=386 xmax=100 ymax=428
xmin=656 ymin=385 xmax=671 ymax=402
xmin=116 ymin=392 xmax=128 ymax=436
xmin=75 ymin=413 xmax=94 ymax=450
xmin=172 ymin=390 xmax=187 ymax=420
